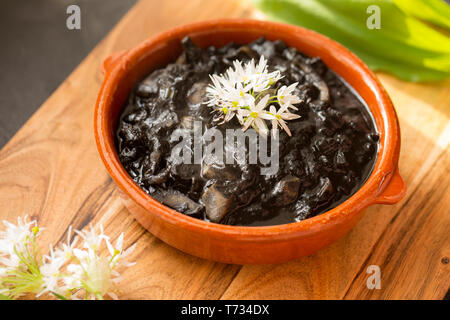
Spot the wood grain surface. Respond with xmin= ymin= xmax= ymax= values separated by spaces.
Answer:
xmin=0 ymin=0 xmax=448 ymax=300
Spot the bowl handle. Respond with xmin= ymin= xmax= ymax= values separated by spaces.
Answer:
xmin=374 ymin=169 xmax=407 ymax=205
xmin=101 ymin=50 xmax=128 ymax=75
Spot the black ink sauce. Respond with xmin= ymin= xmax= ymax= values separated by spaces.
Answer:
xmin=116 ymin=37 xmax=379 ymax=226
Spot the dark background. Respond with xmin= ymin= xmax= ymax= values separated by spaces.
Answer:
xmin=0 ymin=0 xmax=136 ymax=148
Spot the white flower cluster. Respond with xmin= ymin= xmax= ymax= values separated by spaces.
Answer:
xmin=205 ymin=56 xmax=302 ymax=136
xmin=0 ymin=215 xmax=135 ymax=300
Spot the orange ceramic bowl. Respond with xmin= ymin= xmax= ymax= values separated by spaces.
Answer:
xmin=95 ymin=19 xmax=406 ymax=264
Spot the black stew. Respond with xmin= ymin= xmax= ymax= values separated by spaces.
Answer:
xmin=116 ymin=37 xmax=379 ymax=226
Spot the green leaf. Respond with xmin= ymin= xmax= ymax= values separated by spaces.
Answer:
xmin=0 ymin=293 xmax=11 ymax=300
xmin=51 ymin=291 xmax=68 ymax=300
xmin=393 ymin=0 xmax=450 ymax=29
xmin=252 ymin=0 xmax=450 ymax=81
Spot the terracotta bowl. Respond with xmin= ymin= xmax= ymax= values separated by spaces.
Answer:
xmin=95 ymin=19 xmax=406 ymax=264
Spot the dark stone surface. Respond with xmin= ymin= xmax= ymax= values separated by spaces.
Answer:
xmin=0 ymin=0 xmax=136 ymax=148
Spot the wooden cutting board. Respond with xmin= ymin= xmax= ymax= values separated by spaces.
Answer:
xmin=0 ymin=0 xmax=448 ymax=299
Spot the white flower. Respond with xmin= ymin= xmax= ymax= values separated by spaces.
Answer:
xmin=38 ymin=246 xmax=68 ymax=297
xmin=0 ymin=215 xmax=39 ymax=269
xmin=68 ymin=247 xmax=116 ymax=300
xmin=206 ymin=74 xmax=253 ymax=110
xmin=277 ymin=83 xmax=302 ymax=109
xmin=248 ymin=56 xmax=283 ymax=93
xmin=205 ymin=56 xmax=301 ymax=137
xmin=75 ymin=224 xmax=109 ymax=252
xmin=106 ymin=233 xmax=136 ymax=269
xmin=0 ymin=216 xmax=44 ymax=299
xmin=206 ymin=56 xmax=281 ymax=110
xmin=216 ymin=93 xmax=254 ymax=125
xmin=37 ymin=227 xmax=79 ymax=298
xmin=0 ymin=266 xmax=7 ymax=277
xmin=229 ymin=60 xmax=248 ymax=84
xmin=267 ymin=105 xmax=301 ymax=137
xmin=241 ymin=95 xmax=272 ymax=135
xmin=0 ymin=217 xmax=137 ymax=300
xmin=66 ymin=226 xmax=135 ymax=300
xmin=59 ymin=226 xmax=78 ymax=260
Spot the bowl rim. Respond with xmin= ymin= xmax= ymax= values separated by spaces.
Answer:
xmin=95 ymin=19 xmax=400 ymax=241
